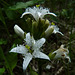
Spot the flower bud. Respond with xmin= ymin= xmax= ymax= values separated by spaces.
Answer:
xmin=43 ymin=19 xmax=50 ymax=31
xmin=32 ymin=21 xmax=38 ymax=37
xmin=45 ymin=19 xmax=50 ymax=26
xmin=40 ymin=19 xmax=45 ymax=25
xmin=32 ymin=21 xmax=38 ymax=31
xmin=45 ymin=26 xmax=54 ymax=37
xmin=14 ymin=25 xmax=24 ymax=38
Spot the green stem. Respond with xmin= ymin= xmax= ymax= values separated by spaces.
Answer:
xmin=67 ymin=64 xmax=70 ymax=75
xmin=23 ymin=70 xmax=26 ymax=75
xmin=4 ymin=23 xmax=10 ymax=37
xmin=69 ymin=11 xmax=74 ymax=57
xmin=68 ymin=10 xmax=74 ymax=75
xmin=0 ymin=0 xmax=9 ymax=6
xmin=0 ymin=46 xmax=13 ymax=75
xmin=38 ymin=60 xmax=42 ymax=75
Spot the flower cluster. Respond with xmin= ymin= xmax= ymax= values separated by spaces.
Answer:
xmin=10 ymin=6 xmax=71 ymax=71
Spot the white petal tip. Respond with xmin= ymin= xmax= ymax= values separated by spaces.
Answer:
xmin=42 ymin=38 xmax=46 ymax=42
xmin=48 ymin=57 xmax=51 ymax=61
xmin=46 ymin=65 xmax=51 ymax=69
xmin=49 ymin=13 xmax=57 ymax=17
xmin=9 ymin=51 xmax=11 ymax=52
xmin=20 ymin=16 xmax=23 ymax=18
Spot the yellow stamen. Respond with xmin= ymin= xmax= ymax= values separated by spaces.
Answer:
xmin=51 ymin=22 xmax=55 ymax=25
xmin=36 ymin=5 xmax=40 ymax=8
xmin=25 ymin=45 xmax=30 ymax=50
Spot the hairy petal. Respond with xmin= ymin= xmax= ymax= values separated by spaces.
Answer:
xmin=33 ymin=51 xmax=50 ymax=61
xmin=10 ymin=45 xmax=28 ymax=55
xmin=24 ymin=33 xmax=32 ymax=47
xmin=33 ymin=38 xmax=46 ymax=50
xmin=41 ymin=12 xmax=57 ymax=18
xmin=20 ymin=12 xmax=32 ymax=18
xmin=66 ymin=56 xmax=71 ymax=63
xmin=52 ymin=25 xmax=63 ymax=35
xmin=23 ymin=53 xmax=32 ymax=70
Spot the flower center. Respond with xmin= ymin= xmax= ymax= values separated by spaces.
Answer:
xmin=36 ymin=5 xmax=40 ymax=8
xmin=25 ymin=45 xmax=33 ymax=54
xmin=51 ymin=22 xmax=55 ymax=25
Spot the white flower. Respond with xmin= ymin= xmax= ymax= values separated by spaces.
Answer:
xmin=14 ymin=25 xmax=25 ymax=38
xmin=10 ymin=33 xmax=50 ymax=70
xmin=47 ymin=25 xmax=63 ymax=35
xmin=52 ymin=45 xmax=71 ymax=62
xmin=46 ymin=64 xmax=51 ymax=69
xmin=52 ymin=25 xmax=63 ymax=35
xmin=20 ymin=6 xmax=57 ymax=21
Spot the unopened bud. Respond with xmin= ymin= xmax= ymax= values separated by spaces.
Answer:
xmin=45 ymin=19 xmax=50 ymax=26
xmin=14 ymin=25 xmax=24 ymax=38
xmin=32 ymin=21 xmax=38 ymax=29
xmin=45 ymin=26 xmax=54 ymax=37
xmin=32 ymin=21 xmax=38 ymax=35
xmin=40 ymin=19 xmax=45 ymax=24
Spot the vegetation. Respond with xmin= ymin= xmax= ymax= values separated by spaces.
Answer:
xmin=0 ymin=0 xmax=75 ymax=75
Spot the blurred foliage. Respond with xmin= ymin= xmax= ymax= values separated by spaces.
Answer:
xmin=0 ymin=0 xmax=75 ymax=75
xmin=0 ymin=68 xmax=5 ymax=75
xmin=9 ymin=0 xmax=45 ymax=10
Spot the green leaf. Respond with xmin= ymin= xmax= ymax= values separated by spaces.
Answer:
xmin=0 ymin=46 xmax=13 ymax=75
xmin=6 ymin=53 xmax=17 ymax=71
xmin=0 ymin=39 xmax=7 ymax=45
xmin=29 ymin=66 xmax=38 ymax=75
xmin=61 ymin=9 xmax=68 ymax=17
xmin=48 ymin=52 xmax=56 ymax=60
xmin=0 ymin=8 xmax=5 ymax=24
xmin=9 ymin=0 xmax=45 ymax=10
xmin=0 ymin=68 xmax=5 ymax=75
xmin=5 ymin=9 xmax=18 ymax=20
xmin=30 ymin=71 xmax=38 ymax=75
xmin=13 ymin=38 xmax=22 ymax=44
xmin=0 ymin=46 xmax=5 ymax=60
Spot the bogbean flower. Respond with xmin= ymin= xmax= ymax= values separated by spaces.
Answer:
xmin=10 ymin=32 xmax=50 ymax=70
xmin=51 ymin=25 xmax=63 ymax=35
xmin=20 ymin=6 xmax=56 ymax=21
xmin=52 ymin=45 xmax=71 ymax=62
xmin=45 ymin=24 xmax=63 ymax=36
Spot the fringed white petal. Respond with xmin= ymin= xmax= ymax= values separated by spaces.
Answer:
xmin=21 ymin=6 xmax=57 ymax=21
xmin=10 ymin=45 xmax=28 ymax=55
xmin=47 ymin=12 xmax=57 ymax=16
xmin=66 ymin=56 xmax=71 ymax=63
xmin=52 ymin=25 xmax=64 ymax=35
xmin=33 ymin=38 xmax=46 ymax=50
xmin=23 ymin=53 xmax=32 ymax=70
xmin=24 ymin=33 xmax=32 ymax=47
xmin=20 ymin=12 xmax=31 ymax=18
xmin=33 ymin=51 xmax=50 ymax=61
xmin=41 ymin=12 xmax=57 ymax=18
xmin=31 ymin=36 xmax=35 ymax=45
